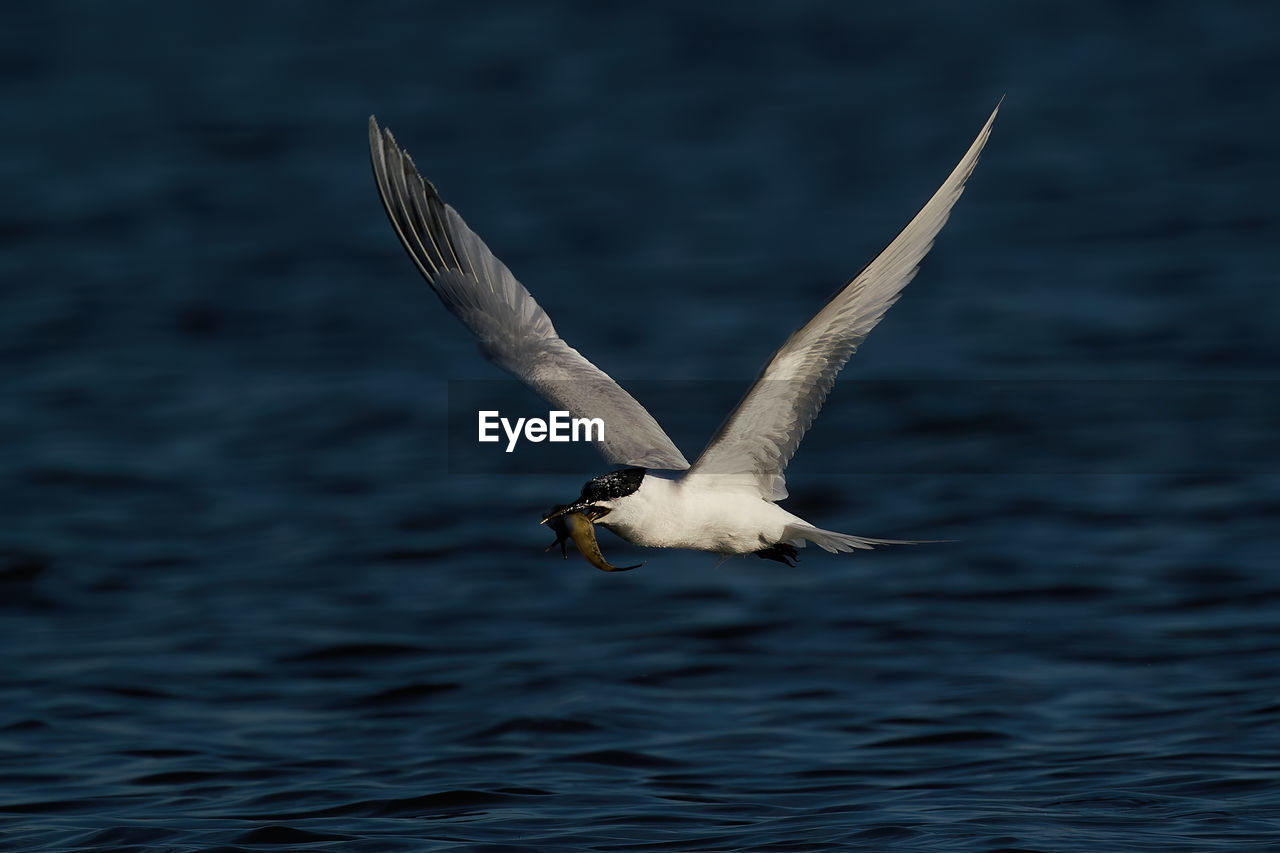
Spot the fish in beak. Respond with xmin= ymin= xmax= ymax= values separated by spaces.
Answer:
xmin=542 ymin=505 xmax=641 ymax=573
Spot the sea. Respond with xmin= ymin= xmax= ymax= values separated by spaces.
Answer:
xmin=2 ymin=2 xmax=1279 ymax=850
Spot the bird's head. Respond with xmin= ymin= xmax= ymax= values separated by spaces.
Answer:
xmin=539 ymin=467 xmax=646 ymax=526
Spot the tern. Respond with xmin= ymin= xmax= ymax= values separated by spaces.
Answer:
xmin=369 ymin=103 xmax=997 ymax=570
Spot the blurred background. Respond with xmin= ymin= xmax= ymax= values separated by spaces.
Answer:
xmin=2 ymin=2 xmax=1278 ymax=849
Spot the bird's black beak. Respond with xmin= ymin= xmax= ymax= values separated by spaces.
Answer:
xmin=540 ymin=502 xmax=609 ymax=525
xmin=541 ymin=502 xmax=584 ymax=526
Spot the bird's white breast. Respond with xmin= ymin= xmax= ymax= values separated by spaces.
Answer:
xmin=600 ymin=473 xmax=803 ymax=554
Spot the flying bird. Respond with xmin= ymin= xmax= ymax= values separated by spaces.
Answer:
xmin=369 ymin=104 xmax=997 ymax=570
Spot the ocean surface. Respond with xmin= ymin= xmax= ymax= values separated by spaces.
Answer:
xmin=3 ymin=2 xmax=1279 ymax=850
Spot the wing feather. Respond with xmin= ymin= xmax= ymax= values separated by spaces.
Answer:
xmin=688 ymin=103 xmax=1000 ymax=498
xmin=369 ymin=117 xmax=690 ymax=470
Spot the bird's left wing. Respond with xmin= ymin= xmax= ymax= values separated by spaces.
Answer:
xmin=369 ymin=117 xmax=690 ymax=470
xmin=686 ymin=103 xmax=999 ymax=499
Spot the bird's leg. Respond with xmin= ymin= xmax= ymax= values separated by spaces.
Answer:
xmin=754 ymin=542 xmax=799 ymax=567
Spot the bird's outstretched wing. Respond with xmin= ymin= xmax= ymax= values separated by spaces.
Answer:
xmin=687 ymin=103 xmax=1000 ymax=499
xmin=369 ymin=117 xmax=690 ymax=470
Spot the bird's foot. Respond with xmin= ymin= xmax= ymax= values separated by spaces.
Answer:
xmin=755 ymin=542 xmax=799 ymax=567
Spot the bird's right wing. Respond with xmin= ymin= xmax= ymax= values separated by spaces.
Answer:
xmin=686 ymin=103 xmax=999 ymax=499
xmin=369 ymin=117 xmax=690 ymax=471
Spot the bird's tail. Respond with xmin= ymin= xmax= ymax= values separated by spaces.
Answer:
xmin=783 ymin=524 xmax=932 ymax=554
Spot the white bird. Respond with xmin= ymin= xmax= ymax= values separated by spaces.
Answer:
xmin=369 ymin=103 xmax=998 ymax=569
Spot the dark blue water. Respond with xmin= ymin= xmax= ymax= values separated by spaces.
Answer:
xmin=4 ymin=2 xmax=1280 ymax=850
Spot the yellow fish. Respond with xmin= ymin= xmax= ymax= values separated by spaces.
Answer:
xmin=544 ymin=507 xmax=642 ymax=573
